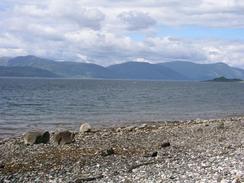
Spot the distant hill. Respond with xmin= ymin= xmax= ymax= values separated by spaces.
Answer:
xmin=206 ymin=76 xmax=243 ymax=82
xmin=2 ymin=55 xmax=244 ymax=80
xmin=107 ymin=61 xmax=187 ymax=80
xmin=7 ymin=55 xmax=115 ymax=78
xmin=0 ymin=66 xmax=59 ymax=78
xmin=0 ymin=57 xmax=11 ymax=66
xmin=161 ymin=61 xmax=244 ymax=80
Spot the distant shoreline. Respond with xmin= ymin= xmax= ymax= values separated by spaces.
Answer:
xmin=1 ymin=55 xmax=244 ymax=80
xmin=1 ymin=115 xmax=244 ymax=139
xmin=1 ymin=76 xmax=244 ymax=82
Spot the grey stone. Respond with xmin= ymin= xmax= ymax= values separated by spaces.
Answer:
xmin=53 ymin=131 xmax=75 ymax=145
xmin=101 ymin=148 xmax=115 ymax=156
xmin=75 ymin=174 xmax=104 ymax=182
xmin=79 ymin=123 xmax=92 ymax=134
xmin=0 ymin=161 xmax=4 ymax=169
xmin=137 ymin=124 xmax=147 ymax=129
xmin=217 ymin=121 xmax=225 ymax=129
xmin=161 ymin=142 xmax=171 ymax=148
xmin=124 ymin=126 xmax=136 ymax=132
xmin=144 ymin=151 xmax=158 ymax=158
xmin=23 ymin=131 xmax=50 ymax=145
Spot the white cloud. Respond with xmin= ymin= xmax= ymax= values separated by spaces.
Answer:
xmin=118 ymin=11 xmax=156 ymax=30
xmin=0 ymin=0 xmax=244 ymax=68
xmin=201 ymin=40 xmax=244 ymax=67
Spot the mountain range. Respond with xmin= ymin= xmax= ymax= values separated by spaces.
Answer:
xmin=0 ymin=55 xmax=244 ymax=81
xmin=0 ymin=66 xmax=59 ymax=78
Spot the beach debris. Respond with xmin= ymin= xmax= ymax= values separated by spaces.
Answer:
xmin=127 ymin=161 xmax=157 ymax=173
xmin=124 ymin=125 xmax=136 ymax=132
xmin=101 ymin=148 xmax=115 ymax=156
xmin=0 ymin=161 xmax=4 ymax=169
xmin=169 ymin=175 xmax=176 ymax=180
xmin=137 ymin=124 xmax=147 ymax=129
xmin=115 ymin=127 xmax=122 ymax=133
xmin=79 ymin=123 xmax=92 ymax=134
xmin=151 ymin=151 xmax=158 ymax=157
xmin=75 ymin=174 xmax=104 ymax=182
xmin=53 ymin=130 xmax=75 ymax=145
xmin=23 ymin=131 xmax=50 ymax=145
xmin=160 ymin=142 xmax=171 ymax=148
xmin=232 ymin=177 xmax=241 ymax=183
xmin=124 ymin=178 xmax=133 ymax=183
xmin=217 ymin=121 xmax=225 ymax=129
xmin=144 ymin=151 xmax=158 ymax=158
xmin=196 ymin=127 xmax=204 ymax=133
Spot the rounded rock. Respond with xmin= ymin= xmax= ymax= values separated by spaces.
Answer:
xmin=79 ymin=123 xmax=92 ymax=134
xmin=53 ymin=131 xmax=75 ymax=145
xmin=23 ymin=131 xmax=50 ymax=145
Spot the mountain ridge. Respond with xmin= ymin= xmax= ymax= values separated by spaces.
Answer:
xmin=7 ymin=55 xmax=115 ymax=78
xmin=0 ymin=66 xmax=59 ymax=78
xmin=0 ymin=57 xmax=12 ymax=66
xmin=107 ymin=61 xmax=188 ymax=80
xmin=1 ymin=55 xmax=244 ymax=80
xmin=160 ymin=61 xmax=244 ymax=80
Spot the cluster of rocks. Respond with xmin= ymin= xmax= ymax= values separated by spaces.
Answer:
xmin=23 ymin=123 xmax=92 ymax=146
xmin=1 ymin=117 xmax=244 ymax=182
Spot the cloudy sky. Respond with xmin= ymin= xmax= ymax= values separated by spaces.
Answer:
xmin=1 ymin=0 xmax=244 ymax=68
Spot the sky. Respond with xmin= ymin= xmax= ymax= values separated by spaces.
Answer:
xmin=0 ymin=0 xmax=244 ymax=68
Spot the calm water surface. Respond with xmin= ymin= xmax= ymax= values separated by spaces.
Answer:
xmin=0 ymin=78 xmax=244 ymax=137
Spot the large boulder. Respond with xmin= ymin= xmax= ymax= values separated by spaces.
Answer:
xmin=79 ymin=123 xmax=92 ymax=134
xmin=23 ymin=131 xmax=50 ymax=145
xmin=53 ymin=131 xmax=75 ymax=145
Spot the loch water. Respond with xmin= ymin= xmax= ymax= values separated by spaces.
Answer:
xmin=0 ymin=78 xmax=244 ymax=137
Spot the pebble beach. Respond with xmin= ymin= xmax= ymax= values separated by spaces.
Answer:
xmin=1 ymin=117 xmax=244 ymax=183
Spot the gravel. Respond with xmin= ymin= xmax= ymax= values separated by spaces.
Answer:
xmin=1 ymin=117 xmax=244 ymax=182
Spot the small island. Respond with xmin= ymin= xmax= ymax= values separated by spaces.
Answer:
xmin=206 ymin=76 xmax=243 ymax=82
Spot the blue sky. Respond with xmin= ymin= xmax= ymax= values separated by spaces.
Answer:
xmin=129 ymin=26 xmax=244 ymax=41
xmin=0 ymin=0 xmax=244 ymax=68
xmin=157 ymin=26 xmax=244 ymax=41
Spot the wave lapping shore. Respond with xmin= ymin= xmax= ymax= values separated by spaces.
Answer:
xmin=1 ymin=117 xmax=244 ymax=182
